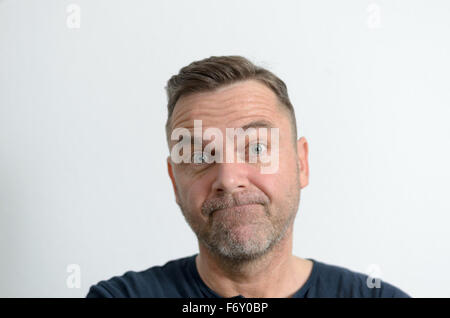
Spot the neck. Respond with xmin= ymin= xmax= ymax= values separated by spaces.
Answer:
xmin=195 ymin=225 xmax=311 ymax=298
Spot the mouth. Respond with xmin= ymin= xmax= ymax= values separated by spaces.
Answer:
xmin=213 ymin=203 xmax=262 ymax=214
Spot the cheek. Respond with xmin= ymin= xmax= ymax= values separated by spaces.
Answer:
xmin=250 ymin=153 xmax=298 ymax=201
xmin=249 ymin=172 xmax=278 ymax=202
xmin=177 ymin=172 xmax=210 ymax=211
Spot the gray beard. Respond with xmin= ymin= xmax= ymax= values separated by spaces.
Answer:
xmin=179 ymin=194 xmax=299 ymax=265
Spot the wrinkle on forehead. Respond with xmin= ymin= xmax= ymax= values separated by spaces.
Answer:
xmin=170 ymin=80 xmax=285 ymax=131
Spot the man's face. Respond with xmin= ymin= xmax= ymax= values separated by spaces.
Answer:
xmin=167 ymin=80 xmax=309 ymax=261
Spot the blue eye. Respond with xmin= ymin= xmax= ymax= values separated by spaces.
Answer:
xmin=249 ymin=143 xmax=267 ymax=156
xmin=192 ymin=152 xmax=211 ymax=164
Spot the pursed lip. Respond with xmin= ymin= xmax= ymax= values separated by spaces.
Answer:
xmin=212 ymin=203 xmax=262 ymax=214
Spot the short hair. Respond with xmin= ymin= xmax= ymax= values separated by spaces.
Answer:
xmin=165 ymin=55 xmax=297 ymax=144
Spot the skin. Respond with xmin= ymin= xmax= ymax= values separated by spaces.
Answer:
xmin=167 ymin=79 xmax=312 ymax=298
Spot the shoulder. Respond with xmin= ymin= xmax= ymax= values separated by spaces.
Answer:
xmin=86 ymin=254 xmax=195 ymax=298
xmin=307 ymin=259 xmax=411 ymax=298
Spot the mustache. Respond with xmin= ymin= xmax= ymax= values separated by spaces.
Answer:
xmin=201 ymin=191 xmax=269 ymax=216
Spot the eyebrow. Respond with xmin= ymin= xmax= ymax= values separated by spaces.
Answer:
xmin=240 ymin=119 xmax=275 ymax=131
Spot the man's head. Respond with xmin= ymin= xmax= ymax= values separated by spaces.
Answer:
xmin=165 ymin=56 xmax=309 ymax=263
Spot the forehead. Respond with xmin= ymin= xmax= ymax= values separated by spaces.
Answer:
xmin=170 ymin=80 xmax=287 ymax=130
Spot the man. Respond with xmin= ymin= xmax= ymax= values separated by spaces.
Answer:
xmin=86 ymin=56 xmax=410 ymax=298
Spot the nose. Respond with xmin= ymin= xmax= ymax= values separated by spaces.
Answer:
xmin=211 ymin=162 xmax=249 ymax=195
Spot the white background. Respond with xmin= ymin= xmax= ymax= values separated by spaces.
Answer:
xmin=1 ymin=0 xmax=449 ymax=297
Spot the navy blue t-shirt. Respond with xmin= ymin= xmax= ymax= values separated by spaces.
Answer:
xmin=86 ymin=254 xmax=411 ymax=298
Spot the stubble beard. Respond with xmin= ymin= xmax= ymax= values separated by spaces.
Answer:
xmin=178 ymin=182 xmax=300 ymax=265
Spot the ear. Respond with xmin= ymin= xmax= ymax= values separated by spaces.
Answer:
xmin=167 ymin=156 xmax=181 ymax=205
xmin=296 ymin=137 xmax=309 ymax=189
